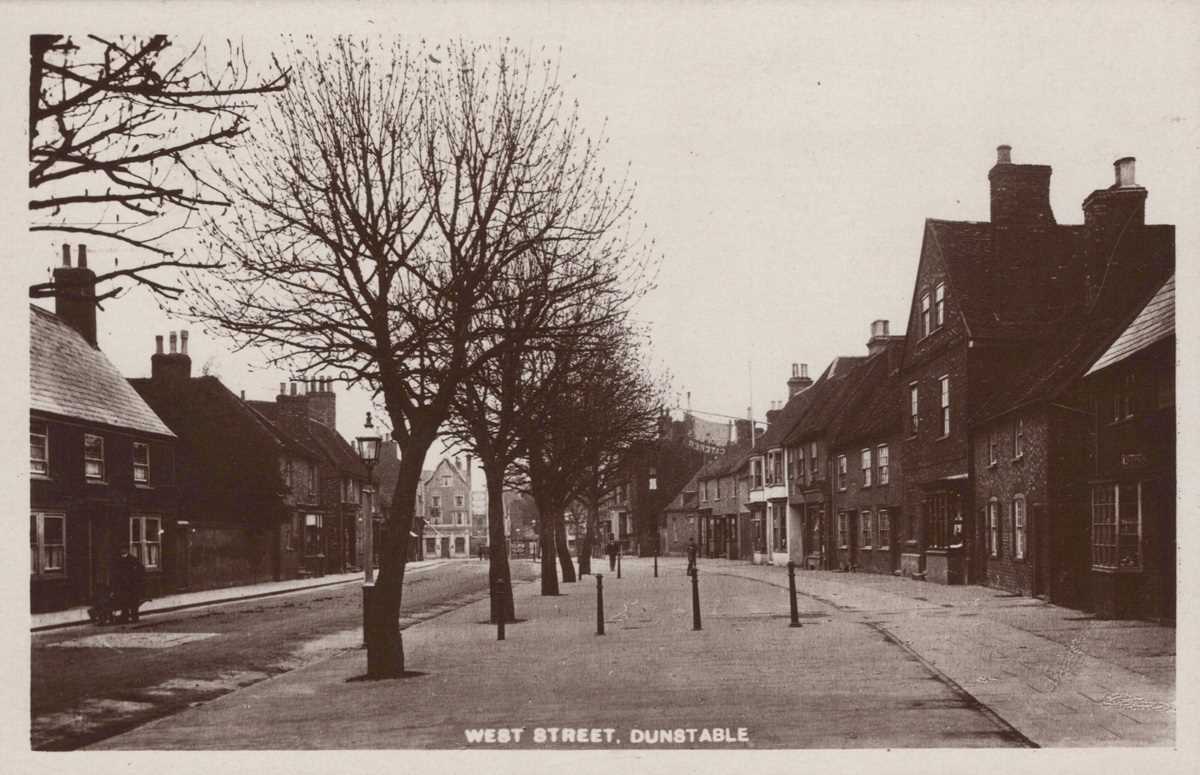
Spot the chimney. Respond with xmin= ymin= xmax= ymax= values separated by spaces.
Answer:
xmin=151 ymin=330 xmax=192 ymax=384
xmin=867 ymin=320 xmax=891 ymax=355
xmin=766 ymin=400 xmax=782 ymax=426
xmin=1082 ymin=155 xmax=1149 ymax=301
xmin=305 ymin=376 xmax=337 ymax=429
xmin=53 ymin=244 xmax=98 ymax=347
xmin=988 ymin=145 xmax=1055 ymax=226
xmin=733 ymin=418 xmax=752 ymax=446
xmin=787 ymin=362 xmax=812 ymax=396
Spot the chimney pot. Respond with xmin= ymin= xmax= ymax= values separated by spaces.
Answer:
xmin=169 ymin=332 xmax=177 ymax=354
xmin=791 ymin=362 xmax=799 ymax=378
xmin=996 ymin=144 xmax=1012 ymax=164
xmin=61 ymin=244 xmax=71 ymax=266
xmin=155 ymin=335 xmax=163 ymax=355
xmin=180 ymin=330 xmax=189 ymax=355
xmin=1114 ymin=157 xmax=1136 ymax=188
xmin=78 ymin=244 xmax=87 ymax=268
xmin=240 ymin=389 xmax=245 ymax=400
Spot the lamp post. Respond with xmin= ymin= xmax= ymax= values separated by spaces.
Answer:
xmin=356 ymin=413 xmax=382 ymax=585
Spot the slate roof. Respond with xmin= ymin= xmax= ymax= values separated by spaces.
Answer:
xmin=31 ymin=305 xmax=173 ymax=437
xmin=782 ymin=357 xmax=867 ymax=446
xmin=1087 ymin=274 xmax=1174 ymax=375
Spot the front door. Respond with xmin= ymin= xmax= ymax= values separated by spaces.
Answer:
xmin=440 ymin=537 xmax=450 ymax=559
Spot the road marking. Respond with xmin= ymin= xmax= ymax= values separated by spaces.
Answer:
xmin=48 ymin=632 xmax=218 ymax=649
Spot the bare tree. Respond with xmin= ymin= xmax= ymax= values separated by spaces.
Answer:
xmin=28 ymin=34 xmax=287 ymax=302
xmin=186 ymin=37 xmax=641 ymax=676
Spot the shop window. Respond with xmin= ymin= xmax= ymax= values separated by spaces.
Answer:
xmin=130 ymin=515 xmax=162 ymax=568
xmin=30 ymin=420 xmax=49 ymax=476
xmin=84 ymin=433 xmax=105 ymax=480
xmin=30 ymin=512 xmax=66 ymax=575
xmin=304 ymin=513 xmax=324 ymax=556
xmin=1013 ymin=496 xmax=1026 ymax=559
xmin=988 ymin=499 xmax=1000 ymax=558
xmin=1091 ymin=483 xmax=1141 ymax=570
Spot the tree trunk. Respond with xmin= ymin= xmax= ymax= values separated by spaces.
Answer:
xmin=578 ymin=513 xmax=592 ymax=576
xmin=485 ymin=470 xmax=515 ymax=623
xmin=555 ymin=516 xmax=577 ymax=583
xmin=365 ymin=445 xmax=424 ymax=678
xmin=539 ymin=513 xmax=559 ymax=595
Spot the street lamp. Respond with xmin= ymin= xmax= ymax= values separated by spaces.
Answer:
xmin=356 ymin=412 xmax=381 ymax=584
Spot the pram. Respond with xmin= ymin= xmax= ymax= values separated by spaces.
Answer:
xmin=87 ymin=586 xmax=117 ymax=625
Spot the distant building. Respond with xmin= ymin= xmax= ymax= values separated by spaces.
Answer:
xmin=421 ymin=457 xmax=473 ymax=558
xmin=30 ymin=247 xmax=178 ymax=612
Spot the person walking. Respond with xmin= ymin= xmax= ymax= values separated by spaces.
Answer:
xmin=606 ymin=533 xmax=618 ymax=572
xmin=112 ymin=547 xmax=146 ymax=623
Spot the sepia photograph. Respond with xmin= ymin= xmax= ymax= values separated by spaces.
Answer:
xmin=7 ymin=1 xmax=1197 ymax=772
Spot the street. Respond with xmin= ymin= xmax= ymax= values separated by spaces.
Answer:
xmin=84 ymin=557 xmax=1175 ymax=750
xmin=31 ymin=559 xmax=537 ymax=750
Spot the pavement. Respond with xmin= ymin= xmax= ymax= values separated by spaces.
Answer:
xmin=87 ymin=556 xmax=1176 ymax=750
xmin=31 ymin=559 xmax=452 ymax=632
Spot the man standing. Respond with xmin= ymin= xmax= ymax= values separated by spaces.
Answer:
xmin=686 ymin=537 xmax=698 ymax=576
xmin=113 ymin=547 xmax=146 ymax=623
xmin=606 ymin=533 xmax=618 ymax=572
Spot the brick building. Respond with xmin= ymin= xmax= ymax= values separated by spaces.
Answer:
xmin=695 ymin=432 xmax=753 ymax=561
xmin=827 ymin=324 xmax=906 ymax=575
xmin=30 ymin=249 xmax=178 ymax=611
xmin=422 ymin=458 xmax=472 ymax=558
xmin=133 ymin=343 xmax=324 ymax=588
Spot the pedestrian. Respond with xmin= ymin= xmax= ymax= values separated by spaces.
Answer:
xmin=606 ymin=533 xmax=618 ymax=572
xmin=112 ymin=547 xmax=146 ymax=623
xmin=686 ymin=537 xmax=698 ymax=576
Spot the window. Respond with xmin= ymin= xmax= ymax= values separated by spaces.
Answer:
xmin=307 ymin=463 xmax=317 ymax=500
xmin=441 ymin=475 xmax=451 ymax=487
xmin=924 ymin=491 xmax=961 ymax=549
xmin=809 ymin=442 xmax=818 ymax=482
xmin=988 ymin=432 xmax=997 ymax=466
xmin=344 ymin=478 xmax=360 ymax=504
xmin=455 ymin=495 xmax=464 ymax=507
xmin=837 ymin=511 xmax=849 ymax=548
xmin=699 ymin=480 xmax=707 ymax=502
xmin=425 ymin=537 xmax=436 ymax=555
xmin=456 ymin=511 xmax=465 ymax=525
xmin=83 ymin=433 xmax=105 ymax=480
xmin=30 ymin=512 xmax=65 ymax=575
xmin=860 ymin=510 xmax=873 ymax=548
xmin=988 ymin=499 xmax=1000 ymax=558
xmin=432 ymin=495 xmax=441 ymax=508
xmin=133 ymin=442 xmax=150 ymax=484
xmin=1094 ymin=484 xmax=1137 ymax=571
xmin=909 ymin=384 xmax=920 ymax=435
xmin=772 ymin=502 xmax=787 ymax=552
xmin=130 ymin=516 xmax=162 ymax=568
xmin=649 ymin=467 xmax=658 ymax=491
xmin=714 ymin=477 xmax=721 ymax=500
xmin=921 ymin=292 xmax=932 ymax=337
xmin=877 ymin=444 xmax=889 ymax=485
xmin=30 ymin=421 xmax=49 ymax=476
xmin=1013 ymin=418 xmax=1025 ymax=459
xmin=766 ymin=450 xmax=782 ymax=485
xmin=861 ymin=448 xmax=872 ymax=487
xmin=455 ymin=537 xmax=466 ymax=554
xmin=836 ymin=454 xmax=847 ymax=491
xmin=797 ymin=450 xmax=806 ymax=484
xmin=1013 ymin=496 xmax=1026 ymax=560
xmin=939 ymin=376 xmax=951 ymax=436
xmin=751 ymin=457 xmax=763 ymax=489
xmin=934 ymin=282 xmax=945 ymax=328
xmin=877 ymin=509 xmax=890 ymax=549
xmin=304 ymin=514 xmax=324 ymax=555
xmin=428 ymin=507 xmax=441 ymax=523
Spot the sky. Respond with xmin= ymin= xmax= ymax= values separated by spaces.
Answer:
xmin=10 ymin=0 xmax=1199 ymax=464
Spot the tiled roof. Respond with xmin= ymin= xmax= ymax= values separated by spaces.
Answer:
xmin=31 ymin=305 xmax=173 ymax=437
xmin=244 ymin=400 xmax=325 ymax=461
xmin=832 ymin=346 xmax=905 ymax=447
xmin=245 ymin=400 xmax=365 ymax=476
xmin=696 ymin=440 xmax=752 ymax=480
xmin=782 ymin=357 xmax=866 ymax=446
xmin=755 ymin=382 xmax=817 ymax=450
xmin=1087 ymin=274 xmax=1174 ymax=375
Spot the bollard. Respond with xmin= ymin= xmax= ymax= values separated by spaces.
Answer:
xmin=495 ymin=578 xmax=506 ymax=641
xmin=617 ymin=549 xmax=622 ymax=579
xmin=690 ymin=566 xmax=702 ymax=631
xmin=787 ymin=561 xmax=802 ymax=628
xmin=596 ymin=574 xmax=605 ymax=636
xmin=654 ymin=549 xmax=658 ymax=578
xmin=362 ymin=582 xmax=374 ymax=648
